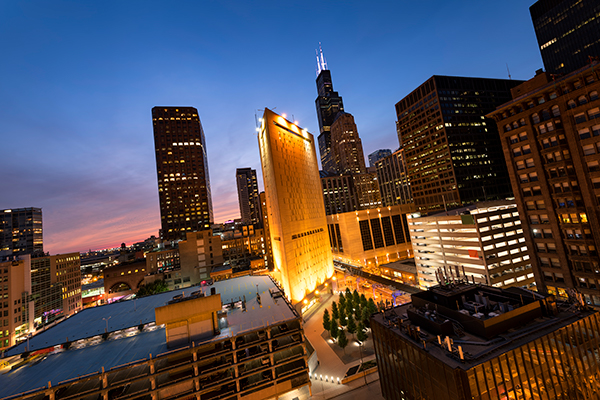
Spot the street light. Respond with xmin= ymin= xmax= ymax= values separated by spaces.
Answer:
xmin=102 ymin=316 xmax=112 ymax=333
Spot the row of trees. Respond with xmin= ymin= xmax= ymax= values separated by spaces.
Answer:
xmin=322 ymin=288 xmax=377 ymax=352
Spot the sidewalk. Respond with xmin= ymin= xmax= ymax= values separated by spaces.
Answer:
xmin=303 ymin=294 xmax=382 ymax=399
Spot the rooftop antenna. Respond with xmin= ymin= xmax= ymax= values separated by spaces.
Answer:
xmin=316 ymin=42 xmax=328 ymax=75
xmin=506 ymin=63 xmax=512 ymax=80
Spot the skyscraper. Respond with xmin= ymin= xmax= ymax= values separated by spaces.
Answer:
xmin=396 ymin=75 xmax=523 ymax=213
xmin=488 ymin=63 xmax=600 ymax=304
xmin=375 ymin=148 xmax=412 ymax=207
xmin=330 ymin=112 xmax=367 ymax=175
xmin=235 ymin=168 xmax=262 ymax=226
xmin=315 ymin=47 xmax=344 ymax=173
xmin=152 ymin=107 xmax=213 ymax=242
xmin=530 ymin=0 xmax=600 ymax=75
xmin=0 ymin=208 xmax=42 ymax=258
xmin=368 ymin=148 xmax=392 ymax=168
xmin=258 ymin=108 xmax=333 ymax=304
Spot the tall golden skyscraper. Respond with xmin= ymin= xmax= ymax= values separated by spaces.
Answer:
xmin=258 ymin=108 xmax=333 ymax=303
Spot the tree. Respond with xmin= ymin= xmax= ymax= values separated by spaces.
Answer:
xmin=360 ymin=294 xmax=367 ymax=308
xmin=136 ymin=280 xmax=168 ymax=297
xmin=323 ymin=309 xmax=331 ymax=332
xmin=345 ymin=287 xmax=352 ymax=298
xmin=357 ymin=322 xmax=368 ymax=343
xmin=361 ymin=307 xmax=371 ymax=329
xmin=353 ymin=289 xmax=360 ymax=305
xmin=367 ymin=298 xmax=377 ymax=315
xmin=338 ymin=293 xmax=346 ymax=308
xmin=345 ymin=298 xmax=354 ymax=315
xmin=339 ymin=308 xmax=347 ymax=328
xmin=347 ymin=314 xmax=357 ymax=339
xmin=354 ymin=303 xmax=362 ymax=320
xmin=337 ymin=331 xmax=349 ymax=354
xmin=329 ymin=319 xmax=339 ymax=341
xmin=331 ymin=301 xmax=339 ymax=321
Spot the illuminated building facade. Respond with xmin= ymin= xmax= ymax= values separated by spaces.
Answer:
xmin=152 ymin=107 xmax=213 ymax=242
xmin=375 ymin=148 xmax=413 ymax=207
xmin=530 ymin=0 xmax=600 ymax=75
xmin=395 ymin=76 xmax=522 ymax=213
xmin=258 ymin=108 xmax=333 ymax=304
xmin=30 ymin=255 xmax=66 ymax=326
xmin=408 ymin=201 xmax=535 ymax=290
xmin=0 ymin=255 xmax=33 ymax=350
xmin=328 ymin=204 xmax=415 ymax=269
xmin=0 ymin=208 xmax=42 ymax=258
xmin=368 ymin=148 xmax=392 ymax=168
xmin=330 ymin=112 xmax=367 ymax=175
xmin=373 ymin=282 xmax=600 ymax=400
xmin=236 ymin=167 xmax=262 ymax=226
xmin=488 ymin=63 xmax=600 ymax=304
xmin=315 ymin=48 xmax=344 ymax=174
xmin=50 ymin=253 xmax=82 ymax=315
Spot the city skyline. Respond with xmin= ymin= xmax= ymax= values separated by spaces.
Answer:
xmin=0 ymin=1 xmax=543 ymax=254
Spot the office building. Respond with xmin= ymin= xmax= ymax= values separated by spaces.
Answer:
xmin=375 ymin=148 xmax=413 ymax=207
xmin=0 ymin=208 xmax=42 ymax=258
xmin=0 ymin=275 xmax=312 ymax=400
xmin=30 ymin=253 xmax=81 ymax=326
xmin=355 ymin=172 xmax=382 ymax=209
xmin=152 ymin=107 xmax=213 ymax=242
xmin=330 ymin=112 xmax=367 ymax=175
xmin=315 ymin=47 xmax=344 ymax=174
xmin=259 ymin=191 xmax=275 ymax=270
xmin=0 ymin=256 xmax=33 ymax=351
xmin=530 ymin=0 xmax=600 ymax=75
xmin=368 ymin=149 xmax=392 ymax=168
xmin=328 ymin=204 xmax=415 ymax=269
xmin=488 ymin=62 xmax=600 ymax=304
xmin=258 ymin=108 xmax=333 ymax=304
xmin=236 ymin=168 xmax=262 ymax=226
xmin=396 ymin=76 xmax=523 ymax=213
xmin=321 ymin=173 xmax=359 ymax=215
xmin=408 ymin=201 xmax=535 ymax=290
xmin=218 ymin=224 xmax=268 ymax=270
xmin=372 ymin=282 xmax=600 ymax=400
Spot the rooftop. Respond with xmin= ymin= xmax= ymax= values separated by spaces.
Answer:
xmin=0 ymin=275 xmax=298 ymax=399
xmin=372 ymin=282 xmax=597 ymax=370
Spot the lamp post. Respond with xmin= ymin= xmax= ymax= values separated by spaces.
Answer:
xmin=102 ymin=316 xmax=112 ymax=333
xmin=359 ymin=341 xmax=368 ymax=386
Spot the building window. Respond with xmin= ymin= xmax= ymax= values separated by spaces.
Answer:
xmin=359 ymin=220 xmax=373 ymax=251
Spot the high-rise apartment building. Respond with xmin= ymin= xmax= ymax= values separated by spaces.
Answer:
xmin=152 ymin=107 xmax=213 ymax=242
xmin=375 ymin=148 xmax=412 ymax=207
xmin=368 ymin=149 xmax=392 ymax=168
xmin=488 ymin=62 xmax=600 ymax=304
xmin=530 ymin=0 xmax=600 ymax=75
xmin=315 ymin=48 xmax=344 ymax=174
xmin=0 ymin=255 xmax=34 ymax=350
xmin=258 ymin=108 xmax=333 ymax=304
xmin=330 ymin=112 xmax=367 ymax=175
xmin=235 ymin=168 xmax=262 ymax=226
xmin=395 ymin=76 xmax=523 ymax=213
xmin=372 ymin=282 xmax=600 ymax=400
xmin=0 ymin=208 xmax=42 ymax=258
xmin=408 ymin=201 xmax=535 ymax=290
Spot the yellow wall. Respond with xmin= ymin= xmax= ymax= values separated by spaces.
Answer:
xmin=258 ymin=109 xmax=333 ymax=303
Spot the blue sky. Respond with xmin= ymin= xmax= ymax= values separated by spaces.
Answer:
xmin=0 ymin=1 xmax=543 ymax=254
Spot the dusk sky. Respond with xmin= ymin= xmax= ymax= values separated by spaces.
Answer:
xmin=1 ymin=1 xmax=543 ymax=254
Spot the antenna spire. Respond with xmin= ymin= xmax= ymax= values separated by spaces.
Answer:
xmin=316 ymin=42 xmax=328 ymax=75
